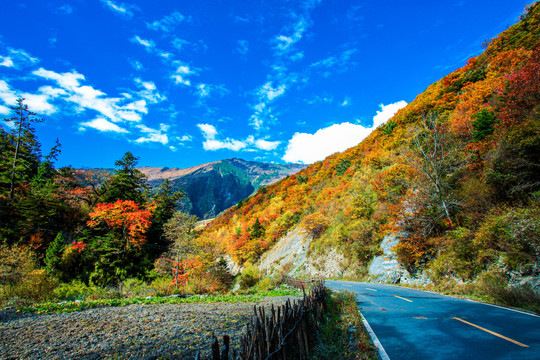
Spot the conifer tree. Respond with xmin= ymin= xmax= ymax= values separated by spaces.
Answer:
xmin=2 ymin=98 xmax=43 ymax=200
xmin=45 ymin=232 xmax=66 ymax=274
xmin=100 ymin=152 xmax=148 ymax=203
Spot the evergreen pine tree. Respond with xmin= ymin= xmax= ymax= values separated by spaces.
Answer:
xmin=100 ymin=152 xmax=148 ymax=203
xmin=45 ymin=232 xmax=66 ymax=274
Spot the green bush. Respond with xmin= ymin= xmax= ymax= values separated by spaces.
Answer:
xmin=121 ymin=278 xmax=153 ymax=297
xmin=54 ymin=280 xmax=93 ymax=300
xmin=256 ymin=277 xmax=277 ymax=292
xmin=475 ymin=207 xmax=540 ymax=270
xmin=239 ymin=263 xmax=260 ymax=289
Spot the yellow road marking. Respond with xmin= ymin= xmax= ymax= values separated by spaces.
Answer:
xmin=393 ymin=295 xmax=413 ymax=303
xmin=366 ymin=288 xmax=377 ymax=292
xmin=452 ymin=317 xmax=529 ymax=348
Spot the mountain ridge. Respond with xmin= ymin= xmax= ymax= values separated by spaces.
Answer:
xmin=140 ymin=158 xmax=305 ymax=219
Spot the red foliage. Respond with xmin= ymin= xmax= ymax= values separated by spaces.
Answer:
xmin=87 ymin=200 xmax=155 ymax=247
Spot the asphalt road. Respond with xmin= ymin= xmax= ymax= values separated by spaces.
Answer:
xmin=326 ymin=280 xmax=540 ymax=360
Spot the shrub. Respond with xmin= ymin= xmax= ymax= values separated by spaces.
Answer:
xmin=121 ymin=278 xmax=153 ymax=297
xmin=256 ymin=277 xmax=277 ymax=292
xmin=239 ymin=262 xmax=260 ymax=289
xmin=475 ymin=207 xmax=540 ymax=270
xmin=54 ymin=280 xmax=93 ymax=300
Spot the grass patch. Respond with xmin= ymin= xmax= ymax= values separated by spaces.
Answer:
xmin=312 ymin=289 xmax=377 ymax=360
xmin=18 ymin=288 xmax=301 ymax=314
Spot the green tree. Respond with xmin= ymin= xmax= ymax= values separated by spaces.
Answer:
xmin=100 ymin=152 xmax=148 ymax=203
xmin=147 ymin=179 xmax=185 ymax=248
xmin=1 ymin=98 xmax=43 ymax=200
xmin=471 ymin=109 xmax=498 ymax=142
xmin=249 ymin=217 xmax=264 ymax=239
xmin=45 ymin=232 xmax=66 ymax=274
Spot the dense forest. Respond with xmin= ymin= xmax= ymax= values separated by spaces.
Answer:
xmin=1 ymin=3 xmax=539 ymax=308
xmin=0 ymin=99 xmax=234 ymax=303
xmin=197 ymin=3 xmax=540 ymax=303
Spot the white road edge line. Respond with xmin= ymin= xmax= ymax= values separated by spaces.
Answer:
xmin=359 ymin=311 xmax=391 ymax=360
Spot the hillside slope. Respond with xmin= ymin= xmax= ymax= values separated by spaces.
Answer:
xmin=198 ymin=3 xmax=540 ymax=295
xmin=140 ymin=158 xmax=305 ymax=219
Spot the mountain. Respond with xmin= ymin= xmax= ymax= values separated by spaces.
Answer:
xmin=139 ymin=158 xmax=305 ymax=219
xmin=198 ymin=3 xmax=540 ymax=299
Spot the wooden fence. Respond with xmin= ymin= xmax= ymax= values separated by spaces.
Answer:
xmin=199 ymin=277 xmax=326 ymax=360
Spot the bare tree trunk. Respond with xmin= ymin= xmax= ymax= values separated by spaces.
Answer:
xmin=9 ymin=108 xmax=23 ymax=201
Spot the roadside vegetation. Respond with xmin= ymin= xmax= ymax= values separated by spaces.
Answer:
xmin=313 ymin=289 xmax=378 ymax=360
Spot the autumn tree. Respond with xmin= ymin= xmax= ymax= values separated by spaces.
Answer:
xmin=87 ymin=199 xmax=154 ymax=249
xmin=300 ymin=211 xmax=329 ymax=238
xmin=402 ymin=113 xmax=464 ymax=229
xmin=160 ymin=211 xmax=199 ymax=287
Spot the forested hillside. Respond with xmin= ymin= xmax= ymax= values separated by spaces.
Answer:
xmin=197 ymin=3 xmax=540 ymax=293
xmin=0 ymin=3 xmax=538 ymax=310
xmin=140 ymin=159 xmax=305 ymax=219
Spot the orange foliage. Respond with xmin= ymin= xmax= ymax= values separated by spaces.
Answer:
xmin=87 ymin=200 xmax=155 ymax=247
xmin=171 ymin=257 xmax=204 ymax=287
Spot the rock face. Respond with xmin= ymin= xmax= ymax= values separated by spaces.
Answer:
xmin=141 ymin=158 xmax=305 ymax=219
xmin=259 ymin=227 xmax=313 ymax=277
xmin=368 ymin=232 xmax=432 ymax=286
xmin=368 ymin=234 xmax=402 ymax=283
xmin=258 ymin=227 xmax=358 ymax=279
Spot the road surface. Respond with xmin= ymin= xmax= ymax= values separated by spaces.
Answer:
xmin=326 ymin=280 xmax=540 ymax=360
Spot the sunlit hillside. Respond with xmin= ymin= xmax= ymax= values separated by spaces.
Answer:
xmin=198 ymin=3 xmax=540 ymax=291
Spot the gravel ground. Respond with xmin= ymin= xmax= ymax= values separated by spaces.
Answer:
xmin=0 ymin=296 xmax=300 ymax=360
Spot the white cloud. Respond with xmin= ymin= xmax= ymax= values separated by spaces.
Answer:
xmin=372 ymin=100 xmax=408 ymax=127
xmin=129 ymin=59 xmax=143 ymax=71
xmin=178 ymin=135 xmax=193 ymax=142
xmin=32 ymin=67 xmax=153 ymax=124
xmin=237 ymin=40 xmax=249 ymax=56
xmin=80 ymin=117 xmax=129 ymax=133
xmin=197 ymin=123 xmax=218 ymax=139
xmin=310 ymin=49 xmax=358 ymax=77
xmin=135 ymin=123 xmax=169 ymax=145
xmin=134 ymin=78 xmax=166 ymax=103
xmin=21 ymin=93 xmax=57 ymax=115
xmin=255 ymin=139 xmax=280 ymax=151
xmin=196 ymin=84 xmax=209 ymax=98
xmin=0 ymin=80 xmax=18 ymax=105
xmin=0 ymin=105 xmax=10 ymax=115
xmin=171 ymin=65 xmax=195 ymax=86
xmin=197 ymin=123 xmax=279 ymax=152
xmin=172 ymin=38 xmax=190 ymax=51
xmin=340 ymin=97 xmax=351 ymax=107
xmin=176 ymin=65 xmax=192 ymax=74
xmin=171 ymin=75 xmax=190 ymax=86
xmin=131 ymin=36 xmax=155 ymax=51
xmin=0 ymin=48 xmax=39 ymax=69
xmin=0 ymin=56 xmax=14 ymax=67
xmin=273 ymin=17 xmax=308 ymax=53
xmin=202 ymin=138 xmax=247 ymax=151
xmin=307 ymin=95 xmax=333 ymax=105
xmin=101 ymin=0 xmax=136 ymax=17
xmin=282 ymin=101 xmax=408 ymax=164
xmin=259 ymin=82 xmax=286 ymax=101
xmin=147 ymin=12 xmax=188 ymax=32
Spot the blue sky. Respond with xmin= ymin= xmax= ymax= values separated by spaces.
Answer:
xmin=0 ymin=0 xmax=533 ymax=168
